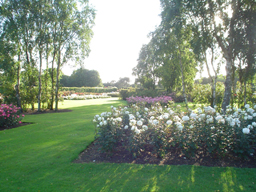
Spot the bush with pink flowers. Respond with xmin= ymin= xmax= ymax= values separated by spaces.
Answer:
xmin=126 ymin=96 xmax=173 ymax=107
xmin=0 ymin=104 xmax=25 ymax=128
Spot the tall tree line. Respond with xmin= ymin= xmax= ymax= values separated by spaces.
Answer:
xmin=133 ymin=0 xmax=256 ymax=110
xmin=0 ymin=0 xmax=95 ymax=111
xmin=60 ymin=68 xmax=103 ymax=87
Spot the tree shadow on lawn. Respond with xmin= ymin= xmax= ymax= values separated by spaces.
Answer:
xmin=72 ymin=163 xmax=248 ymax=192
xmin=2 ymin=106 xmax=255 ymax=169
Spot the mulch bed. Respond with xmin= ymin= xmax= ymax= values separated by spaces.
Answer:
xmin=23 ymin=109 xmax=73 ymax=115
xmin=0 ymin=122 xmax=33 ymax=131
xmin=74 ymin=140 xmax=256 ymax=168
xmin=2 ymin=109 xmax=255 ymax=168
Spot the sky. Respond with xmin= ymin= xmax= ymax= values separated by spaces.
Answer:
xmin=62 ymin=0 xmax=162 ymax=83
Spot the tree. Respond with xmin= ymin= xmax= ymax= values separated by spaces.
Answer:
xmin=160 ymin=0 xmax=256 ymax=110
xmin=0 ymin=0 xmax=95 ymax=111
xmin=133 ymin=43 xmax=160 ymax=90
xmin=60 ymin=68 xmax=102 ymax=87
xmin=115 ymin=77 xmax=130 ymax=89
xmin=52 ymin=0 xmax=95 ymax=111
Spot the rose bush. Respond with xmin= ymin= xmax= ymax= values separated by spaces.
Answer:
xmin=126 ymin=96 xmax=173 ymax=108
xmin=0 ymin=104 xmax=25 ymax=128
xmin=93 ymin=102 xmax=256 ymax=159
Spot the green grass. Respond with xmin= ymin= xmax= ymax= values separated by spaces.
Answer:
xmin=0 ymin=98 xmax=256 ymax=192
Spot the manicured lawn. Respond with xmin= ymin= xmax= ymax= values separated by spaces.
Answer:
xmin=0 ymin=98 xmax=255 ymax=191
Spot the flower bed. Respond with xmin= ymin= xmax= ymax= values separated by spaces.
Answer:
xmin=62 ymin=93 xmax=110 ymax=100
xmin=0 ymin=104 xmax=25 ymax=128
xmin=93 ymin=102 xmax=256 ymax=160
xmin=126 ymin=96 xmax=173 ymax=107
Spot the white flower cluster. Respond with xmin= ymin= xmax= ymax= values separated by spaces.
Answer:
xmin=93 ymin=103 xmax=256 ymax=158
xmin=93 ymin=104 xmax=256 ymax=136
xmin=93 ymin=106 xmax=123 ymax=127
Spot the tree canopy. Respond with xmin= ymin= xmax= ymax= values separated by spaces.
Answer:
xmin=0 ymin=0 xmax=95 ymax=111
xmin=60 ymin=68 xmax=102 ymax=87
xmin=133 ymin=0 xmax=256 ymax=110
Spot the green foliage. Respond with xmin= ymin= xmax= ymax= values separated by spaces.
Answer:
xmin=94 ymin=101 xmax=256 ymax=160
xmin=191 ymin=82 xmax=225 ymax=108
xmin=107 ymin=93 xmax=119 ymax=97
xmin=60 ymin=87 xmax=117 ymax=93
xmin=114 ymin=77 xmax=130 ymax=89
xmin=168 ymin=92 xmax=192 ymax=103
xmin=60 ymin=68 xmax=102 ymax=87
xmin=119 ymin=89 xmax=135 ymax=100
xmin=93 ymin=107 xmax=124 ymax=154
xmin=0 ymin=0 xmax=95 ymax=111
xmin=0 ymin=104 xmax=24 ymax=128
xmin=1 ymin=99 xmax=256 ymax=191
xmin=132 ymin=43 xmax=159 ymax=90
xmin=119 ymin=88 xmax=166 ymax=101
xmin=195 ymin=75 xmax=226 ymax=84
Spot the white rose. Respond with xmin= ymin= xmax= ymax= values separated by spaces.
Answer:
xmin=182 ymin=116 xmax=190 ymax=121
xmin=245 ymin=104 xmax=250 ymax=109
xmin=177 ymin=124 xmax=183 ymax=131
xmin=153 ymin=120 xmax=159 ymax=125
xmin=137 ymin=120 xmax=143 ymax=126
xmin=142 ymin=125 xmax=148 ymax=130
xmin=135 ymin=128 xmax=141 ymax=134
xmin=242 ymin=128 xmax=250 ymax=134
xmin=166 ymin=120 xmax=173 ymax=125
xmin=190 ymin=113 xmax=197 ymax=118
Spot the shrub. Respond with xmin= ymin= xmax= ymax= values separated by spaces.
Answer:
xmin=119 ymin=88 xmax=167 ymax=100
xmin=126 ymin=96 xmax=173 ymax=108
xmin=119 ymin=89 xmax=134 ymax=100
xmin=0 ymin=104 xmax=25 ymax=128
xmin=168 ymin=92 xmax=190 ymax=103
xmin=61 ymin=87 xmax=118 ymax=93
xmin=93 ymin=102 xmax=256 ymax=159
xmin=191 ymin=82 xmax=224 ymax=108
xmin=107 ymin=92 xmax=120 ymax=97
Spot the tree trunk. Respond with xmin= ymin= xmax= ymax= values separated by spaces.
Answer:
xmin=244 ymin=81 xmax=247 ymax=106
xmin=221 ymin=57 xmax=233 ymax=111
xmin=38 ymin=48 xmax=42 ymax=111
xmin=50 ymin=48 xmax=56 ymax=110
xmin=204 ymin=51 xmax=214 ymax=107
xmin=46 ymin=43 xmax=49 ymax=109
xmin=210 ymin=47 xmax=217 ymax=107
xmin=55 ymin=47 xmax=61 ymax=111
xmin=179 ymin=50 xmax=188 ymax=110
xmin=15 ymin=54 xmax=22 ymax=112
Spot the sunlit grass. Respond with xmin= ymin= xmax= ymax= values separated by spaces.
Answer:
xmin=0 ymin=98 xmax=255 ymax=191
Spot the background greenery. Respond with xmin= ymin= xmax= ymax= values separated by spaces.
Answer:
xmin=1 ymin=99 xmax=255 ymax=191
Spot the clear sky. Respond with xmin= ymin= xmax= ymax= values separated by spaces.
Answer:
xmin=62 ymin=0 xmax=162 ymax=83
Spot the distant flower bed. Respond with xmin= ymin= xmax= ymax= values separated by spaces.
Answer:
xmin=0 ymin=104 xmax=25 ymax=128
xmin=93 ymin=102 xmax=256 ymax=159
xmin=62 ymin=93 xmax=110 ymax=100
xmin=126 ymin=96 xmax=173 ymax=106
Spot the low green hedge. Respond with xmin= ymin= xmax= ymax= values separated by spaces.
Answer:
xmin=60 ymin=87 xmax=118 ymax=93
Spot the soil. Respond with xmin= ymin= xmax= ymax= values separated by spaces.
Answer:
xmin=23 ymin=109 xmax=73 ymax=115
xmin=2 ymin=109 xmax=255 ymax=168
xmin=74 ymin=140 xmax=256 ymax=168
